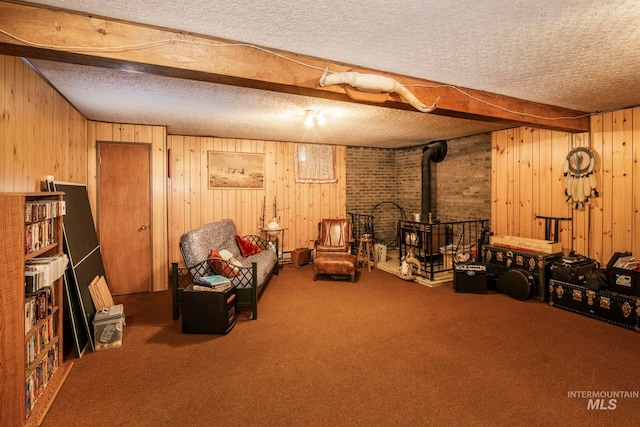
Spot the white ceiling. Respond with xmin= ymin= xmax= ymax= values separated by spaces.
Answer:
xmin=17 ymin=0 xmax=640 ymax=148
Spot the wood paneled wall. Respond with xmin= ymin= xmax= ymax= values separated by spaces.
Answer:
xmin=5 ymin=51 xmax=639 ymax=287
xmin=491 ymin=106 xmax=640 ymax=264
xmin=90 ymin=122 xmax=168 ymax=291
xmin=1 ymin=55 xmax=88 ymax=192
xmin=167 ymin=136 xmax=346 ymax=265
xmin=590 ymin=108 xmax=640 ymax=263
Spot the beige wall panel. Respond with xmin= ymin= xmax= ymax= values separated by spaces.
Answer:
xmin=519 ymin=129 xmax=534 ymax=238
xmin=633 ymin=107 xmax=640 ymax=256
xmin=491 ymin=133 xmax=498 ymax=230
xmin=119 ymin=124 xmax=135 ymax=142
xmin=166 ymin=137 xmax=346 ymax=264
xmin=601 ymin=112 xmax=614 ymax=260
xmin=200 ymin=137 xmax=214 ymax=226
xmin=612 ymin=110 xmax=633 ymax=253
xmin=537 ymin=129 xmax=554 ymax=242
xmin=189 ymin=136 xmax=202 ymax=229
xmin=589 ymin=114 xmax=604 ymax=261
xmin=13 ymin=58 xmax=26 ymax=190
xmin=135 ymin=125 xmax=153 ymax=143
xmin=550 ymin=132 xmax=572 ymax=250
xmin=492 ymin=132 xmax=508 ymax=234
xmin=151 ymin=125 xmax=168 ymax=291
xmin=3 ymin=56 xmax=16 ymax=191
xmin=492 ymin=106 xmax=640 ymax=265
xmin=506 ymin=129 xmax=516 ymax=236
xmin=0 ymin=55 xmax=88 ymax=193
xmin=570 ymin=134 xmax=590 ymax=255
xmin=95 ymin=122 xmax=114 ymax=141
xmin=298 ymin=159 xmax=309 ymax=248
xmin=1 ymin=57 xmax=8 ymax=188
xmin=168 ymin=135 xmax=186 ymax=265
xmin=530 ymin=129 xmax=542 ymax=240
xmin=88 ymin=123 xmax=104 ymax=221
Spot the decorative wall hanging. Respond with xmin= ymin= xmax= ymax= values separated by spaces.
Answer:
xmin=564 ymin=147 xmax=598 ymax=210
xmin=294 ymin=144 xmax=336 ymax=183
xmin=319 ymin=68 xmax=440 ymax=113
xmin=207 ymin=151 xmax=265 ymax=189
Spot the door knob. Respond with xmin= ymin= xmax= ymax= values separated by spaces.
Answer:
xmin=140 ymin=225 xmax=149 ymax=230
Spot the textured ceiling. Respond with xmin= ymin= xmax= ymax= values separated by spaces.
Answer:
xmin=17 ymin=0 xmax=640 ymax=147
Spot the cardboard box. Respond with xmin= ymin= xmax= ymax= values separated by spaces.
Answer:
xmin=93 ymin=304 xmax=125 ymax=351
xmin=290 ymin=248 xmax=311 ymax=268
xmin=490 ymin=234 xmax=562 ymax=254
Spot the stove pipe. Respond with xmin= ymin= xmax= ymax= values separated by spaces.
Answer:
xmin=421 ymin=140 xmax=448 ymax=218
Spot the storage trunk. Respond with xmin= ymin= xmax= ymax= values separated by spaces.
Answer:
xmin=482 ymin=244 xmax=563 ymax=301
xmin=291 ymin=247 xmax=311 ymax=268
xmin=549 ymin=279 xmax=640 ymax=332
xmin=550 ymin=253 xmax=598 ymax=287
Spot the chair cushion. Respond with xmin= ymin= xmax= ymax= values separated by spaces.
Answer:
xmin=313 ymin=254 xmax=357 ymax=275
xmin=316 ymin=244 xmax=350 ymax=253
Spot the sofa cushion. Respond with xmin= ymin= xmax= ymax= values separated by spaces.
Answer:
xmin=232 ymin=249 xmax=277 ymax=289
xmin=208 ymin=248 xmax=240 ymax=277
xmin=180 ymin=219 xmax=240 ymax=267
xmin=235 ymin=234 xmax=262 ymax=257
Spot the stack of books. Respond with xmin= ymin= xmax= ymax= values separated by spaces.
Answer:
xmin=193 ymin=274 xmax=233 ymax=292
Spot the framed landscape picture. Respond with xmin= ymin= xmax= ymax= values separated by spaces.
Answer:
xmin=208 ymin=151 xmax=265 ymax=189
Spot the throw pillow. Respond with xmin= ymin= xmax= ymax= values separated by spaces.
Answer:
xmin=218 ymin=249 xmax=243 ymax=268
xmin=235 ymin=235 xmax=262 ymax=257
xmin=208 ymin=248 xmax=240 ymax=277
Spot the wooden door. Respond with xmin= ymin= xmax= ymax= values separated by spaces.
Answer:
xmin=98 ymin=142 xmax=152 ymax=295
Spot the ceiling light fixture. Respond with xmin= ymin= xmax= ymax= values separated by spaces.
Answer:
xmin=303 ymin=110 xmax=326 ymax=127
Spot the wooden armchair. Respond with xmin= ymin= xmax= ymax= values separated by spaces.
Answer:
xmin=315 ymin=218 xmax=353 ymax=256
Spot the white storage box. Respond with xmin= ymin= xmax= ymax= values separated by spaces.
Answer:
xmin=374 ymin=244 xmax=387 ymax=263
xmin=93 ymin=304 xmax=125 ymax=351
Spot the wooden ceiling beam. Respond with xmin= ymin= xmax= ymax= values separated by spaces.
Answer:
xmin=0 ymin=1 xmax=589 ymax=132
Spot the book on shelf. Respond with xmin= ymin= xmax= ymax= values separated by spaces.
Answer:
xmin=25 ymin=254 xmax=69 ymax=291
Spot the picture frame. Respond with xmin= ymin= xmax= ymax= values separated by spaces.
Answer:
xmin=208 ymin=151 xmax=265 ymax=189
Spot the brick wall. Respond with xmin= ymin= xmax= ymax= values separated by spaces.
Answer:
xmin=432 ymin=133 xmax=492 ymax=223
xmin=345 ymin=133 xmax=492 ymax=247
xmin=395 ymin=146 xmax=423 ymax=218
xmin=346 ymin=147 xmax=398 ymax=246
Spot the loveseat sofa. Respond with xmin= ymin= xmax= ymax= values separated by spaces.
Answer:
xmin=172 ymin=219 xmax=278 ymax=320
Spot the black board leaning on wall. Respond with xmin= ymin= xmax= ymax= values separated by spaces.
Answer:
xmin=47 ymin=180 xmax=107 ymax=354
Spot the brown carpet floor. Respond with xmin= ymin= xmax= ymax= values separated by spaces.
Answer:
xmin=42 ymin=265 xmax=640 ymax=426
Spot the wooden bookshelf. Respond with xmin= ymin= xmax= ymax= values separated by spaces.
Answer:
xmin=0 ymin=192 xmax=73 ymax=426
